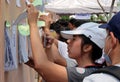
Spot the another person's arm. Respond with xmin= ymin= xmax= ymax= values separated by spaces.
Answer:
xmin=39 ymin=13 xmax=67 ymax=66
xmin=27 ymin=4 xmax=68 ymax=82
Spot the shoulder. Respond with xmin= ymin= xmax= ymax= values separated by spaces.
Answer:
xmin=66 ymin=67 xmax=101 ymax=81
xmin=66 ymin=59 xmax=77 ymax=67
xmin=66 ymin=67 xmax=87 ymax=81
xmin=67 ymin=66 xmax=98 ymax=76
xmin=83 ymin=73 xmax=119 ymax=82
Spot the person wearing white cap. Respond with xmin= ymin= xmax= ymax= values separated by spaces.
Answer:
xmin=83 ymin=11 xmax=120 ymax=82
xmin=26 ymin=4 xmax=107 ymax=82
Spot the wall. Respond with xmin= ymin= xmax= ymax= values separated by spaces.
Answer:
xmin=0 ymin=0 xmax=4 ymax=81
xmin=0 ymin=0 xmax=38 ymax=82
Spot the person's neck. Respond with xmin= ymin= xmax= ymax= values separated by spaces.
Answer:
xmin=111 ymin=47 xmax=120 ymax=65
xmin=76 ymin=57 xmax=95 ymax=68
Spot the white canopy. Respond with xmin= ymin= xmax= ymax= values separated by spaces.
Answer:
xmin=45 ymin=0 xmax=118 ymax=14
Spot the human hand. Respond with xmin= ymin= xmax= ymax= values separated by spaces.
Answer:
xmin=27 ymin=4 xmax=39 ymax=26
xmin=39 ymin=13 xmax=53 ymax=24
xmin=42 ymin=33 xmax=54 ymax=48
xmin=25 ymin=56 xmax=35 ymax=68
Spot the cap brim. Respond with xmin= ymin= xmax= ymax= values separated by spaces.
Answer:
xmin=61 ymin=30 xmax=81 ymax=39
xmin=99 ymin=23 xmax=108 ymax=28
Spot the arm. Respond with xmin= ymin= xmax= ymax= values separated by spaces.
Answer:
xmin=45 ymin=43 xmax=67 ymax=66
xmin=27 ymin=4 xmax=68 ymax=82
xmin=39 ymin=13 xmax=67 ymax=66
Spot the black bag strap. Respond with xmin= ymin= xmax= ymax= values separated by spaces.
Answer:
xmin=92 ymin=66 xmax=120 ymax=80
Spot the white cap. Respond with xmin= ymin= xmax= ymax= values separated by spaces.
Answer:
xmin=61 ymin=22 xmax=107 ymax=49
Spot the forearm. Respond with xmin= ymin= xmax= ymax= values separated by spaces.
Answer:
xmin=53 ymin=39 xmax=59 ymax=48
xmin=30 ymin=24 xmax=49 ymax=69
xmin=45 ymin=43 xmax=67 ymax=67
xmin=45 ymin=45 xmax=54 ymax=62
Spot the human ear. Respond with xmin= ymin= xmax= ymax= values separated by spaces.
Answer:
xmin=110 ymin=32 xmax=117 ymax=48
xmin=83 ymin=44 xmax=92 ymax=53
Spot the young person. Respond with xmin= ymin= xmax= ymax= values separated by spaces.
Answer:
xmin=26 ymin=4 xmax=107 ymax=82
xmin=83 ymin=11 xmax=120 ymax=82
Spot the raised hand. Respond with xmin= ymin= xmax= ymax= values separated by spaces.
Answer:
xmin=27 ymin=4 xmax=39 ymax=27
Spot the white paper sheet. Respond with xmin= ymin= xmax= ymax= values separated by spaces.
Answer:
xmin=16 ymin=0 xmax=21 ymax=7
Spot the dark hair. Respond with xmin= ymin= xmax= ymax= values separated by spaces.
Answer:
xmin=50 ymin=22 xmax=68 ymax=42
xmin=56 ymin=19 xmax=69 ymax=27
xmin=79 ymin=35 xmax=102 ymax=64
xmin=50 ymin=23 xmax=62 ymax=34
xmin=73 ymin=20 xmax=90 ymax=27
xmin=69 ymin=18 xmax=77 ymax=25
